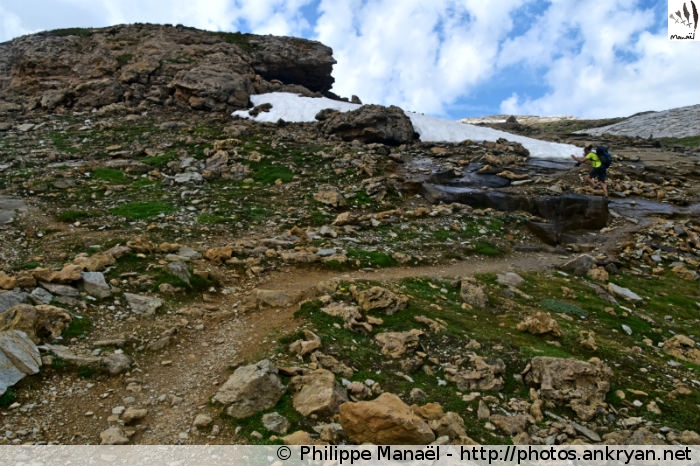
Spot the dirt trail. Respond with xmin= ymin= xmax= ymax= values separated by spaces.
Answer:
xmin=127 ymin=249 xmax=568 ymax=444
xmin=255 ymin=249 xmax=566 ymax=294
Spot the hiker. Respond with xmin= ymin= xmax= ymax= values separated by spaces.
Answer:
xmin=570 ymin=144 xmax=609 ymax=198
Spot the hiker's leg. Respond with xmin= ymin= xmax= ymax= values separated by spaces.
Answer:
xmin=585 ymin=175 xmax=596 ymax=188
xmin=598 ymin=169 xmax=608 ymax=197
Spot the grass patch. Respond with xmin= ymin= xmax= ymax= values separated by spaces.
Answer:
xmin=141 ymin=151 xmax=178 ymax=168
xmin=57 ymin=210 xmax=93 ymax=223
xmin=62 ymin=316 xmax=93 ymax=340
xmin=110 ymin=201 xmax=176 ymax=220
xmin=249 ymin=162 xmax=295 ymax=184
xmin=472 ymin=240 xmax=503 ymax=256
xmin=216 ymin=31 xmax=255 ymax=51
xmin=91 ymin=167 xmax=127 ymax=183
xmin=346 ymin=249 xmax=397 ymax=268
xmin=197 ymin=213 xmax=232 ymax=225
xmin=658 ymin=136 xmax=700 ymax=148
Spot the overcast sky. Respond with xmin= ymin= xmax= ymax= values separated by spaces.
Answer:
xmin=1 ymin=0 xmax=698 ymax=120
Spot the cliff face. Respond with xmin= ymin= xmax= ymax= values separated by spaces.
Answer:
xmin=0 ymin=23 xmax=336 ymax=113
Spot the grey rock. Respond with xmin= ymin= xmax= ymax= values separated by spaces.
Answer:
xmin=497 ymin=272 xmax=525 ymax=287
xmin=0 ymin=291 xmax=28 ymax=313
xmin=103 ymin=352 xmax=132 ymax=375
xmin=173 ymin=172 xmax=204 ymax=184
xmin=559 ymin=254 xmax=598 ymax=276
xmin=262 ymin=412 xmax=290 ymax=434
xmin=0 ymin=330 xmax=41 ymax=395
xmin=177 ymin=245 xmax=202 ymax=260
xmin=124 ymin=293 xmax=163 ymax=315
xmin=166 ymin=261 xmax=191 ymax=285
xmin=39 ymin=282 xmax=81 ymax=297
xmin=29 ymin=287 xmax=53 ymax=304
xmin=81 ymin=272 xmax=112 ymax=299
xmin=212 ymin=359 xmax=286 ymax=418
xmin=100 ymin=426 xmax=129 ymax=445
xmin=607 ymin=283 xmax=643 ymax=303
xmin=0 ymin=195 xmax=27 ymax=225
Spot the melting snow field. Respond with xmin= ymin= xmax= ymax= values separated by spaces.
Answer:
xmin=232 ymin=93 xmax=581 ymax=160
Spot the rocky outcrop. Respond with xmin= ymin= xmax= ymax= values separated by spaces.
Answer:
xmin=422 ymin=187 xmax=609 ymax=243
xmin=525 ymin=356 xmax=612 ymax=421
xmin=0 ymin=24 xmax=335 ymax=113
xmin=663 ymin=335 xmax=700 ymax=365
xmin=338 ymin=393 xmax=435 ymax=444
xmin=318 ymin=105 xmax=417 ymax=145
xmin=575 ymin=104 xmax=700 ymax=139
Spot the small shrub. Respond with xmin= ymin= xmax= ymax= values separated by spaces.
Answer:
xmin=57 ymin=210 xmax=92 ymax=223
xmin=0 ymin=389 xmax=17 ymax=407
xmin=116 ymin=53 xmax=133 ymax=67
xmin=540 ymin=299 xmax=588 ymax=318
xmin=49 ymin=28 xmax=92 ymax=37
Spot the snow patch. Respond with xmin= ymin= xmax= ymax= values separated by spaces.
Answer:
xmin=232 ymin=92 xmax=580 ymax=160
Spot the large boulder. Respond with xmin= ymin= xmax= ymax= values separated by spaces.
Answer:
xmin=421 ymin=187 xmax=609 ymax=242
xmin=663 ymin=334 xmax=700 ymax=365
xmin=338 ymin=393 xmax=435 ymax=444
xmin=350 ymin=285 xmax=408 ymax=315
xmin=525 ymin=356 xmax=612 ymax=421
xmin=212 ymin=359 xmax=286 ymax=418
xmin=289 ymin=368 xmax=348 ymax=417
xmin=319 ymin=105 xmax=417 ymax=145
xmin=0 ymin=303 xmax=72 ymax=344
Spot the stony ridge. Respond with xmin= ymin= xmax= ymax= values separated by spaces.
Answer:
xmin=0 ymin=23 xmax=336 ymax=114
xmin=575 ymin=104 xmax=700 ymax=139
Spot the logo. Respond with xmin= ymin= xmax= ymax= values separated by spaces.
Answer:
xmin=669 ymin=0 xmax=699 ymax=40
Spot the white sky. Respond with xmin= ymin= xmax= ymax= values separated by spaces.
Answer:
xmin=1 ymin=0 xmax=698 ymax=120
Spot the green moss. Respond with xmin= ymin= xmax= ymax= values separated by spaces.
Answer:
xmin=57 ymin=210 xmax=93 ymax=223
xmin=91 ymin=167 xmax=127 ymax=183
xmin=346 ymin=249 xmax=397 ymax=268
xmin=62 ymin=316 xmax=93 ymax=340
xmin=249 ymin=162 xmax=295 ymax=184
xmin=110 ymin=201 xmax=176 ymax=220
xmin=540 ymin=298 xmax=588 ymax=318
xmin=216 ymin=32 xmax=255 ymax=51
xmin=141 ymin=152 xmax=178 ymax=168
xmin=116 ymin=53 xmax=133 ymax=67
xmin=473 ymin=240 xmax=503 ymax=256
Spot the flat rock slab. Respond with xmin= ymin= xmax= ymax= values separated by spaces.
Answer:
xmin=0 ymin=195 xmax=26 ymax=224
